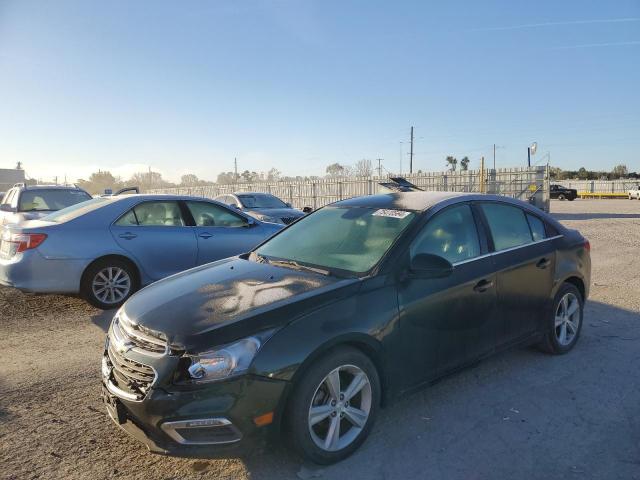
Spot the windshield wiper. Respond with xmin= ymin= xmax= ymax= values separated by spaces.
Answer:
xmin=268 ymin=259 xmax=331 ymax=276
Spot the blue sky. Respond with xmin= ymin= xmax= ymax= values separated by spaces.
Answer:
xmin=0 ymin=0 xmax=638 ymax=183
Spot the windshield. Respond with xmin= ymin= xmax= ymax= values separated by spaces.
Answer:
xmin=238 ymin=194 xmax=288 ymax=209
xmin=18 ymin=189 xmax=92 ymax=212
xmin=255 ymin=207 xmax=416 ymax=275
xmin=44 ymin=197 xmax=110 ymax=222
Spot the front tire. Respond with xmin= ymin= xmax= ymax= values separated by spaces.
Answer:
xmin=81 ymin=258 xmax=139 ymax=309
xmin=287 ymin=347 xmax=381 ymax=464
xmin=538 ymin=283 xmax=583 ymax=354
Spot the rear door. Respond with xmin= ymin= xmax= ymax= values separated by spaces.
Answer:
xmin=184 ymin=200 xmax=268 ymax=264
xmin=110 ymin=200 xmax=197 ymax=281
xmin=397 ymin=203 xmax=499 ymax=386
xmin=478 ymin=202 xmax=556 ymax=343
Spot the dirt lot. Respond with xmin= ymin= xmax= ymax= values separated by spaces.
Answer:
xmin=1 ymin=199 xmax=639 ymax=480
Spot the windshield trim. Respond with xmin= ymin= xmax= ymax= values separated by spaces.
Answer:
xmin=251 ymin=205 xmax=420 ymax=278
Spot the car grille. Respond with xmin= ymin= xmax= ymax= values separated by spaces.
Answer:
xmin=111 ymin=313 xmax=167 ymax=355
xmin=105 ymin=341 xmax=156 ymax=401
xmin=281 ymin=216 xmax=298 ymax=225
xmin=103 ymin=313 xmax=167 ymax=401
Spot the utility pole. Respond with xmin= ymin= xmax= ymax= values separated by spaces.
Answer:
xmin=527 ymin=147 xmax=531 ymax=167
xmin=234 ymin=157 xmax=238 ymax=184
xmin=493 ymin=144 xmax=496 ymax=171
xmin=409 ymin=126 xmax=414 ymax=174
xmin=376 ymin=158 xmax=383 ymax=178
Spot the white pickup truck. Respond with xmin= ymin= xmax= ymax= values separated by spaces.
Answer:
xmin=628 ymin=185 xmax=640 ymax=200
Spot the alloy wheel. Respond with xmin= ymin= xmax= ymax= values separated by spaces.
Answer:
xmin=308 ymin=364 xmax=372 ymax=452
xmin=555 ymin=292 xmax=580 ymax=346
xmin=92 ymin=267 xmax=131 ymax=305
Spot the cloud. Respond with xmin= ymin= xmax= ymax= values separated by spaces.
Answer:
xmin=551 ymin=41 xmax=640 ymax=50
xmin=475 ymin=17 xmax=640 ymax=32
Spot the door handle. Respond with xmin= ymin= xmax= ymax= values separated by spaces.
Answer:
xmin=536 ymin=258 xmax=551 ymax=269
xmin=473 ymin=279 xmax=494 ymax=293
xmin=118 ymin=232 xmax=137 ymax=240
xmin=198 ymin=232 xmax=213 ymax=239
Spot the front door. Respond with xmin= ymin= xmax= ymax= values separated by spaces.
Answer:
xmin=183 ymin=200 xmax=267 ymax=264
xmin=397 ymin=203 xmax=499 ymax=389
xmin=478 ymin=203 xmax=556 ymax=342
xmin=110 ymin=200 xmax=197 ymax=281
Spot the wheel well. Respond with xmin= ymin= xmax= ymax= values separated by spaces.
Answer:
xmin=564 ymin=276 xmax=585 ymax=301
xmin=80 ymin=254 xmax=141 ymax=290
xmin=276 ymin=339 xmax=388 ymax=434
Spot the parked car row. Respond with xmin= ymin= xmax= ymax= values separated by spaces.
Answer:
xmin=96 ymin=191 xmax=591 ymax=464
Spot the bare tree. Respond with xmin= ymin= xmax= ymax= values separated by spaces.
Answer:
xmin=353 ymin=159 xmax=373 ymax=177
xmin=326 ymin=163 xmax=346 ymax=177
xmin=612 ymin=164 xmax=628 ymax=178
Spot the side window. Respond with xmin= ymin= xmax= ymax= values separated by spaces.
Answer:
xmin=2 ymin=189 xmax=14 ymax=206
xmin=186 ymin=201 xmax=247 ymax=228
xmin=481 ymin=203 xmax=533 ymax=251
xmin=115 ymin=209 xmax=138 ymax=226
xmin=127 ymin=201 xmax=185 ymax=227
xmin=526 ymin=214 xmax=546 ymax=242
xmin=410 ymin=204 xmax=481 ymax=264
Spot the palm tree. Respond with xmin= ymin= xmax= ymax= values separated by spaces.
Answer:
xmin=445 ymin=156 xmax=458 ymax=171
xmin=460 ymin=156 xmax=470 ymax=171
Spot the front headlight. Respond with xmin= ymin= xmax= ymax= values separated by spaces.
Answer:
xmin=186 ymin=330 xmax=275 ymax=383
xmin=256 ymin=214 xmax=284 ymax=225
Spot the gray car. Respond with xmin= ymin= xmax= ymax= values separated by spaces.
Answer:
xmin=215 ymin=192 xmax=307 ymax=225
xmin=0 ymin=183 xmax=92 ymax=226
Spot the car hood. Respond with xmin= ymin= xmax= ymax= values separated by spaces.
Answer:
xmin=245 ymin=208 xmax=305 ymax=218
xmin=121 ymin=257 xmax=360 ymax=351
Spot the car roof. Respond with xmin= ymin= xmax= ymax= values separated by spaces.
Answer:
xmin=333 ymin=191 xmax=549 ymax=213
xmin=104 ymin=193 xmax=224 ymax=202
xmin=232 ymin=192 xmax=276 ymax=196
xmin=17 ymin=184 xmax=88 ymax=191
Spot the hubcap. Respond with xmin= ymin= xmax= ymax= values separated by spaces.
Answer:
xmin=92 ymin=267 xmax=131 ymax=305
xmin=555 ymin=292 xmax=580 ymax=346
xmin=308 ymin=364 xmax=372 ymax=452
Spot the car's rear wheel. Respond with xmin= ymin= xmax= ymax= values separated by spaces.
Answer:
xmin=287 ymin=347 xmax=380 ymax=464
xmin=557 ymin=193 xmax=566 ymax=201
xmin=538 ymin=283 xmax=583 ymax=354
xmin=82 ymin=258 xmax=138 ymax=309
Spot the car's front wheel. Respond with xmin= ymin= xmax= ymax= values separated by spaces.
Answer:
xmin=538 ymin=283 xmax=583 ymax=354
xmin=287 ymin=346 xmax=380 ymax=464
xmin=81 ymin=258 xmax=139 ymax=309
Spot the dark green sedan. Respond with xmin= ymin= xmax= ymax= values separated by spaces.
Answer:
xmin=101 ymin=192 xmax=591 ymax=464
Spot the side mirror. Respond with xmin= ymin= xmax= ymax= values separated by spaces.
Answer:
xmin=233 ymin=204 xmax=241 ymax=209
xmin=302 ymin=206 xmax=313 ymax=213
xmin=245 ymin=217 xmax=256 ymax=227
xmin=0 ymin=204 xmax=15 ymax=212
xmin=408 ymin=253 xmax=453 ymax=279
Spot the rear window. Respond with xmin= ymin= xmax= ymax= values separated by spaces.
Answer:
xmin=44 ymin=197 xmax=109 ymax=223
xmin=18 ymin=189 xmax=92 ymax=212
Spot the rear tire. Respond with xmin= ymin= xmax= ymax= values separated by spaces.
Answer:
xmin=286 ymin=347 xmax=381 ymax=465
xmin=81 ymin=258 xmax=139 ymax=310
xmin=557 ymin=193 xmax=566 ymax=201
xmin=538 ymin=283 xmax=583 ymax=354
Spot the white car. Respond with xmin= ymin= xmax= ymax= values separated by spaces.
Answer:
xmin=628 ymin=185 xmax=640 ymax=200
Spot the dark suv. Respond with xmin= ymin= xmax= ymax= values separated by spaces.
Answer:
xmin=0 ymin=183 xmax=92 ymax=225
xmin=550 ymin=184 xmax=578 ymax=201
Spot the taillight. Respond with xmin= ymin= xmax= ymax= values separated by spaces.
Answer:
xmin=10 ymin=233 xmax=47 ymax=253
xmin=583 ymin=239 xmax=590 ymax=252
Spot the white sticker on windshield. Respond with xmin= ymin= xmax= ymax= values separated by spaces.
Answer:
xmin=372 ymin=209 xmax=411 ymax=219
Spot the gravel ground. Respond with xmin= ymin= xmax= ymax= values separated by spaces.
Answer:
xmin=1 ymin=199 xmax=639 ymax=480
